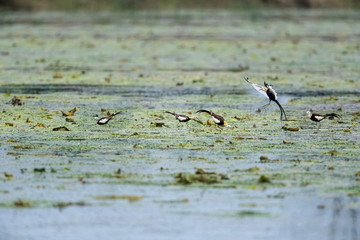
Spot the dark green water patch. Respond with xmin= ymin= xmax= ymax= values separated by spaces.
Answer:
xmin=1 ymin=84 xmax=359 ymax=98
xmin=0 ymin=199 xmax=89 ymax=209
xmin=0 ymin=84 xmax=247 ymax=97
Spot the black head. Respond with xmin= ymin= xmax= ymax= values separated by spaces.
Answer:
xmin=264 ymin=82 xmax=269 ymax=87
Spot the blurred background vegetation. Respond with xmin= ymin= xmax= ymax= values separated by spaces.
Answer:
xmin=0 ymin=0 xmax=359 ymax=11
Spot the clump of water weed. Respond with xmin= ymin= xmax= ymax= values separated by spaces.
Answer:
xmin=175 ymin=168 xmax=228 ymax=184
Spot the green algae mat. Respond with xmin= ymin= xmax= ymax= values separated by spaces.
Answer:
xmin=0 ymin=10 xmax=359 ymax=240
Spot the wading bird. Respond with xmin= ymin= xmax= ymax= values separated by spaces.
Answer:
xmin=196 ymin=110 xmax=230 ymax=127
xmin=95 ymin=111 xmax=122 ymax=125
xmin=307 ymin=111 xmax=341 ymax=128
xmin=244 ymin=77 xmax=288 ymax=121
xmin=165 ymin=111 xmax=202 ymax=126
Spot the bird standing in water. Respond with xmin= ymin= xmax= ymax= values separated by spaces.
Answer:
xmin=307 ymin=111 xmax=341 ymax=128
xmin=244 ymin=77 xmax=288 ymax=121
xmin=196 ymin=110 xmax=230 ymax=127
xmin=95 ymin=112 xmax=122 ymax=125
xmin=165 ymin=111 xmax=202 ymax=126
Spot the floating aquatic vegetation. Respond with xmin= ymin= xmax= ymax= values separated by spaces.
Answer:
xmin=258 ymin=175 xmax=271 ymax=183
xmin=175 ymin=168 xmax=228 ymax=185
xmin=235 ymin=211 xmax=272 ymax=218
xmin=282 ymin=124 xmax=300 ymax=131
xmin=246 ymin=166 xmax=260 ymax=172
xmin=8 ymin=96 xmax=24 ymax=106
xmin=94 ymin=195 xmax=142 ymax=202
xmin=33 ymin=168 xmax=46 ymax=173
xmin=53 ymin=72 xmax=63 ymax=79
xmin=53 ymin=201 xmax=88 ymax=209
xmin=150 ymin=122 xmax=166 ymax=127
xmin=101 ymin=108 xmax=111 ymax=116
xmin=13 ymin=199 xmax=30 ymax=207
xmin=33 ymin=123 xmax=45 ymax=128
xmin=325 ymin=149 xmax=339 ymax=157
xmin=65 ymin=118 xmax=75 ymax=122
xmin=259 ymin=156 xmax=282 ymax=163
xmin=4 ymin=172 xmax=13 ymax=178
xmin=53 ymin=126 xmax=70 ymax=131
xmin=62 ymin=107 xmax=78 ymax=117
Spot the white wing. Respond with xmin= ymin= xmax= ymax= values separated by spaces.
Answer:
xmin=177 ymin=116 xmax=188 ymax=121
xmin=314 ymin=115 xmax=324 ymax=121
xmin=251 ymin=83 xmax=269 ymax=99
xmin=212 ymin=116 xmax=221 ymax=124
xmin=244 ymin=77 xmax=269 ymax=99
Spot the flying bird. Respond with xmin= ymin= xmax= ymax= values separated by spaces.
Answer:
xmin=244 ymin=77 xmax=288 ymax=121
xmin=165 ymin=111 xmax=202 ymax=126
xmin=196 ymin=110 xmax=230 ymax=127
xmin=95 ymin=111 xmax=122 ymax=125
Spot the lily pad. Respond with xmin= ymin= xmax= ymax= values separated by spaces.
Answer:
xmin=94 ymin=195 xmax=142 ymax=202
xmin=62 ymin=107 xmax=78 ymax=116
xmin=282 ymin=125 xmax=300 ymax=131
xmin=53 ymin=126 xmax=70 ymax=131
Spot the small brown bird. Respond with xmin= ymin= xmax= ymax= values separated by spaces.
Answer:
xmin=95 ymin=112 xmax=122 ymax=125
xmin=196 ymin=109 xmax=230 ymax=127
xmin=307 ymin=111 xmax=341 ymax=122
xmin=307 ymin=111 xmax=341 ymax=128
xmin=165 ymin=111 xmax=202 ymax=126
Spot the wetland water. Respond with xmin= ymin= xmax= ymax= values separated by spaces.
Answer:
xmin=0 ymin=10 xmax=360 ymax=240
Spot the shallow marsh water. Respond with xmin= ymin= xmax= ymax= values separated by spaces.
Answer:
xmin=0 ymin=10 xmax=360 ymax=240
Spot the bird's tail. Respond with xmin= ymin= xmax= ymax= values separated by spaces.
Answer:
xmin=190 ymin=116 xmax=204 ymax=125
xmin=112 ymin=112 xmax=122 ymax=116
xmin=274 ymin=100 xmax=288 ymax=121
xmin=324 ymin=113 xmax=341 ymax=120
xmin=165 ymin=111 xmax=176 ymax=116
xmin=244 ymin=76 xmax=252 ymax=84
xmin=196 ymin=109 xmax=211 ymax=115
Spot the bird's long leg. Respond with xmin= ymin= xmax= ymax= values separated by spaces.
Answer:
xmin=281 ymin=103 xmax=288 ymax=121
xmin=274 ymin=100 xmax=288 ymax=121
xmin=280 ymin=106 xmax=284 ymax=120
xmin=282 ymin=108 xmax=288 ymax=121
xmin=260 ymin=101 xmax=271 ymax=110
xmin=215 ymin=125 xmax=222 ymax=132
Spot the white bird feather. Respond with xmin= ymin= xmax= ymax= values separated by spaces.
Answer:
xmin=244 ymin=77 xmax=269 ymax=99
